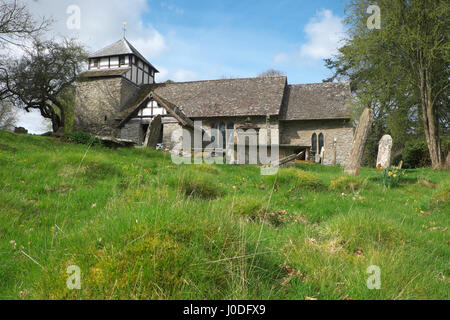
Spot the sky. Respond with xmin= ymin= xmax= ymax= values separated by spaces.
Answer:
xmin=17 ymin=0 xmax=349 ymax=133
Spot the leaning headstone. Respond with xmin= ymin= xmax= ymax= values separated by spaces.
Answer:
xmin=319 ymin=146 xmax=325 ymax=164
xmin=376 ymin=135 xmax=393 ymax=169
xmin=344 ymin=108 xmax=374 ymax=175
xmin=144 ymin=115 xmax=162 ymax=149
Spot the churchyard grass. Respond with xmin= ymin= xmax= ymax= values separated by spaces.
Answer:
xmin=0 ymin=131 xmax=448 ymax=300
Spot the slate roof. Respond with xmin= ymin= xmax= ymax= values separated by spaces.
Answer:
xmin=117 ymin=76 xmax=288 ymax=120
xmin=80 ymin=68 xmax=131 ymax=79
xmin=89 ymin=38 xmax=159 ymax=72
xmin=280 ymin=82 xmax=352 ymax=121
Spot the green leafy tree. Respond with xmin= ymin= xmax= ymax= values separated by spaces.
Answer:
xmin=326 ymin=0 xmax=449 ymax=169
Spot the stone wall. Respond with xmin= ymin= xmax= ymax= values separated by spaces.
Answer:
xmin=280 ymin=119 xmax=354 ymax=166
xmin=119 ymin=117 xmax=182 ymax=148
xmin=74 ymin=76 xmax=139 ymax=136
xmin=119 ymin=120 xmax=144 ymax=144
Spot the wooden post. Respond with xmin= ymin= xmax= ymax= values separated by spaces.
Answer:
xmin=344 ymin=108 xmax=374 ymax=175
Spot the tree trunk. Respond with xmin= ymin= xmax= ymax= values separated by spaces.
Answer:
xmin=50 ymin=100 xmax=66 ymax=134
xmin=51 ymin=114 xmax=63 ymax=133
xmin=420 ymin=69 xmax=442 ymax=169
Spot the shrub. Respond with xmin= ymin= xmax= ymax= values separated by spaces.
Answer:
xmin=66 ymin=131 xmax=103 ymax=147
xmin=179 ymin=173 xmax=222 ymax=199
xmin=329 ymin=176 xmax=363 ymax=193
xmin=402 ymin=140 xmax=431 ymax=169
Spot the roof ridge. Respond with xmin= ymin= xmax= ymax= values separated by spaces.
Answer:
xmin=158 ymin=75 xmax=287 ymax=85
xmin=122 ymin=38 xmax=132 ymax=53
xmin=89 ymin=38 xmax=128 ymax=57
xmin=289 ymin=81 xmax=350 ymax=87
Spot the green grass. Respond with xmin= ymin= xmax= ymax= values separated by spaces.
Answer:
xmin=0 ymin=131 xmax=449 ymax=300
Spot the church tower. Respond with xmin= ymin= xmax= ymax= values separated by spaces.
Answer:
xmin=74 ymin=38 xmax=159 ymax=136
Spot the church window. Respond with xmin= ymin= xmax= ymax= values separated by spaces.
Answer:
xmin=211 ymin=122 xmax=218 ymax=145
xmin=318 ymin=133 xmax=324 ymax=154
xmin=312 ymin=133 xmax=317 ymax=153
xmin=220 ymin=122 xmax=226 ymax=149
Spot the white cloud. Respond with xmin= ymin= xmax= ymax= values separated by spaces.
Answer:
xmin=299 ymin=9 xmax=344 ymax=60
xmin=15 ymin=109 xmax=51 ymax=135
xmin=132 ymin=29 xmax=168 ymax=59
xmin=272 ymin=9 xmax=344 ymax=67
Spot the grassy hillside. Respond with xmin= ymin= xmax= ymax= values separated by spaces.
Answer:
xmin=0 ymin=131 xmax=448 ymax=300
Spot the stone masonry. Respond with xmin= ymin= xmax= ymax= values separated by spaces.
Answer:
xmin=74 ymin=77 xmax=139 ymax=136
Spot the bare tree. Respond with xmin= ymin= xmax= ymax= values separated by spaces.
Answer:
xmin=258 ymin=69 xmax=286 ymax=78
xmin=0 ymin=100 xmax=16 ymax=131
xmin=0 ymin=0 xmax=52 ymax=102
xmin=0 ymin=0 xmax=51 ymax=47
xmin=2 ymin=38 xmax=87 ymax=133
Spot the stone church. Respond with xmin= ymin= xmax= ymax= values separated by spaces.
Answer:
xmin=74 ymin=38 xmax=354 ymax=166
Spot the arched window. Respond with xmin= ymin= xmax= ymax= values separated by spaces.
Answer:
xmin=312 ymin=133 xmax=317 ymax=153
xmin=211 ymin=122 xmax=218 ymax=144
xmin=319 ymin=133 xmax=324 ymax=154
xmin=219 ymin=122 xmax=226 ymax=149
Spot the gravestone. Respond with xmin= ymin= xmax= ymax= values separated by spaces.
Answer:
xmin=376 ymin=135 xmax=393 ymax=169
xmin=14 ymin=127 xmax=28 ymax=134
xmin=144 ymin=115 xmax=162 ymax=149
xmin=319 ymin=146 xmax=325 ymax=164
xmin=344 ymin=108 xmax=374 ymax=175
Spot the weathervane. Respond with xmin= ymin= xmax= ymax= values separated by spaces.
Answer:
xmin=122 ymin=21 xmax=128 ymax=38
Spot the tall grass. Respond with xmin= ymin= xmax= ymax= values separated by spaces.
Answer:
xmin=0 ymin=131 xmax=448 ymax=300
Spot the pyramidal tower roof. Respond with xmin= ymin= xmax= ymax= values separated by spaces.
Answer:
xmin=89 ymin=38 xmax=158 ymax=72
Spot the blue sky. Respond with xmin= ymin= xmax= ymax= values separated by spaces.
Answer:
xmin=144 ymin=0 xmax=348 ymax=83
xmin=19 ymin=0 xmax=349 ymax=133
